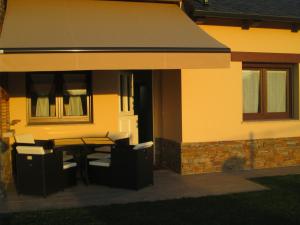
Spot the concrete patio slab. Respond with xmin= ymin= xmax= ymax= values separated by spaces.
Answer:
xmin=1 ymin=166 xmax=300 ymax=214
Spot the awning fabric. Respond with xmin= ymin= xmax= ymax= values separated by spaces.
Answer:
xmin=0 ymin=0 xmax=230 ymax=71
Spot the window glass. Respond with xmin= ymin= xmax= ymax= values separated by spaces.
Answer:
xmin=243 ymin=70 xmax=260 ymax=113
xmin=30 ymin=74 xmax=56 ymax=117
xmin=267 ymin=70 xmax=287 ymax=113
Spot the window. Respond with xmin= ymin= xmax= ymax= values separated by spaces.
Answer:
xmin=27 ymin=72 xmax=92 ymax=124
xmin=243 ymin=64 xmax=293 ymax=120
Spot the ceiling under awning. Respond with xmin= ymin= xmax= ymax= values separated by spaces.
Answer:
xmin=0 ymin=0 xmax=230 ymax=71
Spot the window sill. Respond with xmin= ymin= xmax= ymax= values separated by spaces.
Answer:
xmin=27 ymin=121 xmax=93 ymax=126
xmin=242 ymin=118 xmax=299 ymax=123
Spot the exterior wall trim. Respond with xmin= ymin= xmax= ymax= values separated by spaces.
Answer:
xmin=231 ymin=52 xmax=300 ymax=63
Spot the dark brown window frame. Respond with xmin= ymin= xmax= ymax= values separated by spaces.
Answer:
xmin=243 ymin=63 xmax=293 ymax=121
xmin=26 ymin=71 xmax=93 ymax=125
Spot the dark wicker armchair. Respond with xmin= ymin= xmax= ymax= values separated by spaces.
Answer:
xmin=110 ymin=142 xmax=154 ymax=190
xmin=12 ymin=134 xmax=77 ymax=196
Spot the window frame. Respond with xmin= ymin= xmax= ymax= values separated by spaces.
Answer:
xmin=243 ymin=63 xmax=293 ymax=121
xmin=26 ymin=71 xmax=93 ymax=125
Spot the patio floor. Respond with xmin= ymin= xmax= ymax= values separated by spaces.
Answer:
xmin=1 ymin=166 xmax=300 ymax=214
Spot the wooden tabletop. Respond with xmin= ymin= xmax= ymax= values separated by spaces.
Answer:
xmin=82 ymin=137 xmax=114 ymax=145
xmin=54 ymin=137 xmax=115 ymax=147
xmin=53 ymin=138 xmax=84 ymax=147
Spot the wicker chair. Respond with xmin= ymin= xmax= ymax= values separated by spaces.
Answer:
xmin=110 ymin=141 xmax=154 ymax=190
xmin=87 ymin=132 xmax=129 ymax=161
xmin=87 ymin=157 xmax=111 ymax=185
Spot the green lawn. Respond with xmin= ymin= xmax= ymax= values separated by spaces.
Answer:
xmin=1 ymin=175 xmax=300 ymax=225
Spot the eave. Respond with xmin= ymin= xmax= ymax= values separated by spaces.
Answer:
xmin=193 ymin=10 xmax=300 ymax=32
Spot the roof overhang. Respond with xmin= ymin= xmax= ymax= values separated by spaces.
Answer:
xmin=0 ymin=0 xmax=230 ymax=71
xmin=186 ymin=0 xmax=300 ymax=32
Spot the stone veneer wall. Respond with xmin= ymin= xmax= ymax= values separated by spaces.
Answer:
xmin=157 ymin=137 xmax=300 ymax=175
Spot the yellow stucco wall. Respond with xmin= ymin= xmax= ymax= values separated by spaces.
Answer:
xmin=182 ymin=61 xmax=300 ymax=143
xmin=182 ymin=26 xmax=300 ymax=143
xmin=8 ymin=71 xmax=120 ymax=140
xmin=160 ymin=70 xmax=182 ymax=142
xmin=200 ymin=25 xmax=300 ymax=53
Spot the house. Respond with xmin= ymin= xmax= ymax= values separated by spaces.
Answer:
xmin=0 ymin=0 xmax=300 ymax=188
xmin=177 ymin=0 xmax=300 ymax=174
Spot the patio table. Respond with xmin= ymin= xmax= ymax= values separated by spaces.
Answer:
xmin=53 ymin=137 xmax=115 ymax=185
xmin=82 ymin=137 xmax=114 ymax=153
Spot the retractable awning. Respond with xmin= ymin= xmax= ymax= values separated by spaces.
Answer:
xmin=0 ymin=0 xmax=230 ymax=71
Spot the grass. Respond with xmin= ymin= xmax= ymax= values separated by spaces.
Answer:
xmin=1 ymin=175 xmax=300 ymax=225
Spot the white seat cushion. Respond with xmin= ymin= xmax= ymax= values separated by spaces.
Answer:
xmin=107 ymin=132 xmax=129 ymax=141
xmin=89 ymin=158 xmax=111 ymax=167
xmin=63 ymin=155 xmax=74 ymax=162
xmin=16 ymin=146 xmax=51 ymax=155
xmin=63 ymin=162 xmax=77 ymax=170
xmin=15 ymin=134 xmax=35 ymax=144
xmin=133 ymin=141 xmax=154 ymax=150
xmin=87 ymin=153 xmax=111 ymax=160
xmin=94 ymin=146 xmax=111 ymax=152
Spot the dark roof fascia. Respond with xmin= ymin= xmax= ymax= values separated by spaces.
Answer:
xmin=193 ymin=10 xmax=300 ymax=24
xmin=0 ymin=47 xmax=231 ymax=54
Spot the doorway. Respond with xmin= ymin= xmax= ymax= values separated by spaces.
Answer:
xmin=118 ymin=70 xmax=153 ymax=144
xmin=134 ymin=71 xmax=153 ymax=143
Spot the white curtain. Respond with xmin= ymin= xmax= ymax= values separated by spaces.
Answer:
xmin=63 ymin=74 xmax=86 ymax=116
xmin=243 ymin=70 xmax=260 ymax=113
xmin=68 ymin=96 xmax=83 ymax=116
xmin=267 ymin=71 xmax=287 ymax=112
xmin=65 ymin=90 xmax=86 ymax=116
xmin=36 ymin=97 xmax=50 ymax=117
xmin=31 ymin=74 xmax=54 ymax=117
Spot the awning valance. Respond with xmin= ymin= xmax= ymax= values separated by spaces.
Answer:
xmin=0 ymin=0 xmax=230 ymax=71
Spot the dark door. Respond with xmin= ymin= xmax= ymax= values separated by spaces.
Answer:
xmin=134 ymin=71 xmax=153 ymax=143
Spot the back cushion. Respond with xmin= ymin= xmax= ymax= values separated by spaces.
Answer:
xmin=16 ymin=146 xmax=46 ymax=155
xmin=133 ymin=141 xmax=154 ymax=150
xmin=15 ymin=134 xmax=35 ymax=144
xmin=108 ymin=132 xmax=129 ymax=141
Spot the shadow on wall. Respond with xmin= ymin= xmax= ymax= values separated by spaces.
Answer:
xmin=4 ymin=71 xmax=119 ymax=98
xmin=249 ymin=132 xmax=255 ymax=170
xmin=222 ymin=132 xmax=256 ymax=172
xmin=222 ymin=157 xmax=246 ymax=172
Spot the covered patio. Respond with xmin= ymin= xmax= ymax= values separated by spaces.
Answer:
xmin=0 ymin=0 xmax=230 ymax=192
xmin=0 ymin=1 xmax=233 ymax=210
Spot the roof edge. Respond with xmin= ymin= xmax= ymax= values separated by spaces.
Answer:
xmin=193 ymin=10 xmax=300 ymax=24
